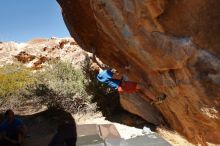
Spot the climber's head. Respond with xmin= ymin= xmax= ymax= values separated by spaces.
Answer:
xmin=90 ymin=63 xmax=102 ymax=75
xmin=5 ymin=109 xmax=15 ymax=122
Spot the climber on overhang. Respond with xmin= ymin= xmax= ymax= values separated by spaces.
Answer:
xmin=91 ymin=49 xmax=166 ymax=104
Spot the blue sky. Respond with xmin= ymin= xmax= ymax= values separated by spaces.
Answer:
xmin=0 ymin=0 xmax=70 ymax=42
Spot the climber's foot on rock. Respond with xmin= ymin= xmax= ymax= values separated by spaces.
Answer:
xmin=150 ymin=94 xmax=167 ymax=105
xmin=158 ymin=93 xmax=166 ymax=101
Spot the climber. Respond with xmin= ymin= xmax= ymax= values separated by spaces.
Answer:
xmin=91 ymin=50 xmax=166 ymax=103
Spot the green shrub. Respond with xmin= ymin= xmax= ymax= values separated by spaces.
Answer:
xmin=34 ymin=59 xmax=91 ymax=113
xmin=41 ymin=60 xmax=86 ymax=96
xmin=0 ymin=64 xmax=36 ymax=99
xmin=0 ymin=57 xmax=120 ymax=115
xmin=0 ymin=60 xmax=92 ymax=113
xmin=0 ymin=63 xmax=37 ymax=109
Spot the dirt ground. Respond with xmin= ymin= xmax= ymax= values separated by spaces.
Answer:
xmin=0 ymin=105 xmax=196 ymax=146
xmin=74 ymin=112 xmax=195 ymax=146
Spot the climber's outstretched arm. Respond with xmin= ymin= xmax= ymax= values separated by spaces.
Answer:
xmin=92 ymin=48 xmax=106 ymax=71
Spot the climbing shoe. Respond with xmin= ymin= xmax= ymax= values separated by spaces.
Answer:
xmin=158 ymin=93 xmax=167 ymax=101
xmin=151 ymin=94 xmax=167 ymax=105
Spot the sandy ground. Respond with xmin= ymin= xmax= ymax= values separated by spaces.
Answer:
xmin=74 ymin=112 xmax=195 ymax=146
xmin=0 ymin=106 xmax=207 ymax=146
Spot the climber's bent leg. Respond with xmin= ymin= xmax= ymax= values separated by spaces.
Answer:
xmin=118 ymin=81 xmax=139 ymax=93
xmin=135 ymin=83 xmax=167 ymax=102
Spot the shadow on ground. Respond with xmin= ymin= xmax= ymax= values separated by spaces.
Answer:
xmin=0 ymin=109 xmax=77 ymax=146
xmin=90 ymin=88 xmax=156 ymax=131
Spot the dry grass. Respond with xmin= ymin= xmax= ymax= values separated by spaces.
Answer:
xmin=157 ymin=128 xmax=195 ymax=146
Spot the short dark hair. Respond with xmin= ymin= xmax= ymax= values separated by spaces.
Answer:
xmin=4 ymin=109 xmax=13 ymax=117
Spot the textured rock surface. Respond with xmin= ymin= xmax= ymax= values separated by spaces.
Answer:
xmin=0 ymin=38 xmax=87 ymax=68
xmin=57 ymin=0 xmax=220 ymax=145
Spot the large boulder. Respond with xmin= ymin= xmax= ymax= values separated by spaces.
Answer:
xmin=57 ymin=0 xmax=220 ymax=145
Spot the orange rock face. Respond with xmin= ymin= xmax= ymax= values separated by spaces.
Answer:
xmin=57 ymin=0 xmax=220 ymax=145
xmin=14 ymin=51 xmax=36 ymax=63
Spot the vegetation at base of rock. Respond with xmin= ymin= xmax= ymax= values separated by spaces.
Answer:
xmin=33 ymin=59 xmax=91 ymax=113
xmin=0 ymin=63 xmax=36 ymax=99
xmin=43 ymin=60 xmax=87 ymax=98
xmin=0 ymin=60 xmax=92 ymax=113
xmin=0 ymin=58 xmax=120 ymax=115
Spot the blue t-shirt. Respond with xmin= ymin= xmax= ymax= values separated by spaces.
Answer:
xmin=97 ymin=70 xmax=121 ymax=89
xmin=0 ymin=118 xmax=24 ymax=137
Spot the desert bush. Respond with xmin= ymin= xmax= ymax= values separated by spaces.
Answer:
xmin=33 ymin=59 xmax=92 ymax=113
xmin=0 ymin=60 xmax=92 ymax=113
xmin=0 ymin=63 xmax=36 ymax=99
xmin=0 ymin=57 xmax=120 ymax=115
xmin=43 ymin=60 xmax=87 ymax=97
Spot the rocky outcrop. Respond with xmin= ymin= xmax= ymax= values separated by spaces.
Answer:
xmin=0 ymin=38 xmax=87 ymax=69
xmin=57 ymin=0 xmax=220 ymax=145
